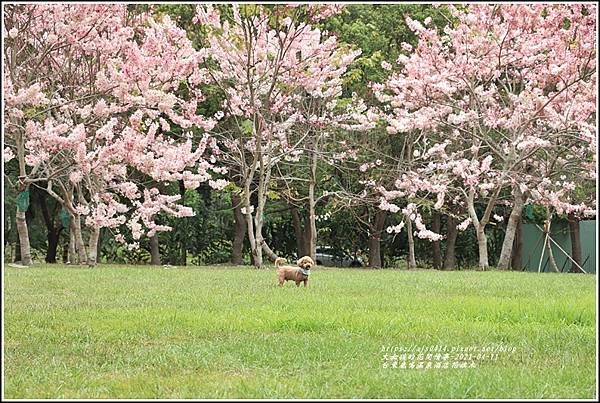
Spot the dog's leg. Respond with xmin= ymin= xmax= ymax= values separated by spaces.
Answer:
xmin=303 ymin=279 xmax=308 ymax=287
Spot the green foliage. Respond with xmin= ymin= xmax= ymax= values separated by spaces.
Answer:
xmin=319 ymin=4 xmax=451 ymax=98
xmin=160 ymin=186 xmax=235 ymax=266
xmin=101 ymin=241 xmax=151 ymax=265
xmin=318 ymin=207 xmax=367 ymax=257
xmin=241 ymin=119 xmax=254 ymax=135
xmin=260 ymin=200 xmax=297 ymax=259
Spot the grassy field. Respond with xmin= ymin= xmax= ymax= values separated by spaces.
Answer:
xmin=3 ymin=264 xmax=597 ymax=399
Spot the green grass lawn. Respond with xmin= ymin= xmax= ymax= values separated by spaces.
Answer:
xmin=3 ymin=264 xmax=597 ymax=399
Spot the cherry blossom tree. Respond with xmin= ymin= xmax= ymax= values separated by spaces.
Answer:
xmin=3 ymin=4 xmax=222 ymax=265
xmin=193 ymin=4 xmax=368 ymax=267
xmin=374 ymin=4 xmax=596 ymax=269
xmin=274 ymin=92 xmax=375 ymax=263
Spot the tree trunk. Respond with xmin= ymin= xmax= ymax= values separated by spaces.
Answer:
xmin=87 ymin=226 xmax=100 ymax=266
xmin=178 ymin=180 xmax=187 ymax=266
xmin=69 ymin=225 xmax=77 ymax=264
xmin=542 ymin=210 xmax=559 ymax=273
xmin=36 ymin=188 xmax=63 ymax=264
xmin=14 ymin=231 xmax=22 ymax=263
xmin=368 ymin=236 xmax=381 ymax=268
xmin=244 ymin=201 xmax=260 ymax=268
xmin=538 ymin=211 xmax=558 ymax=272
xmin=247 ymin=184 xmax=265 ymax=269
xmin=305 ymin=136 xmax=320 ymax=262
xmin=307 ymin=183 xmax=317 ymax=262
xmin=5 ymin=214 xmax=12 ymax=258
xmin=290 ymin=207 xmax=307 ymax=257
xmin=180 ymin=242 xmax=187 ymax=266
xmin=150 ymin=233 xmax=161 ymax=265
xmin=466 ymin=186 xmax=498 ymax=270
xmin=15 ymin=138 xmax=33 ymax=265
xmin=231 ymin=193 xmax=246 ymax=265
xmin=251 ymin=151 xmax=275 ymax=269
xmin=511 ymin=217 xmax=522 ymax=270
xmin=546 ymin=236 xmax=560 ymax=272
xmin=368 ymin=210 xmax=386 ymax=268
xmin=71 ymin=215 xmax=88 ymax=264
xmin=431 ymin=210 xmax=442 ymax=269
xmin=301 ymin=217 xmax=311 ymax=258
xmin=242 ymin=165 xmax=261 ymax=268
xmin=253 ymin=212 xmax=264 ymax=268
xmin=406 ymin=219 xmax=417 ymax=269
xmin=62 ymin=234 xmax=69 ymax=263
xmin=443 ymin=215 xmax=458 ymax=270
xmin=15 ymin=209 xmax=33 ymax=265
xmin=46 ymin=231 xmax=60 ymax=264
xmin=96 ymin=228 xmax=102 ymax=264
xmin=262 ymin=241 xmax=278 ymax=262
xmin=475 ymin=226 xmax=489 ymax=270
xmin=568 ymin=213 xmax=583 ymax=273
xmin=497 ymin=187 xmax=524 ymax=269
xmin=252 ymin=178 xmax=266 ymax=269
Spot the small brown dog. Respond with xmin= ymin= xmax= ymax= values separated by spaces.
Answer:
xmin=275 ymin=256 xmax=314 ymax=287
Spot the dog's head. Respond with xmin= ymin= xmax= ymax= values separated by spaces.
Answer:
xmin=297 ymin=256 xmax=315 ymax=269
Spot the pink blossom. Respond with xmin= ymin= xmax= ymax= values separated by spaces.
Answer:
xmin=386 ymin=222 xmax=405 ymax=234
xmin=3 ymin=147 xmax=15 ymax=162
xmin=379 ymin=198 xmax=401 ymax=213
xmin=69 ymin=171 xmax=83 ymax=184
xmin=381 ymin=61 xmax=392 ymax=71
xmin=457 ymin=218 xmax=472 ymax=231
xmin=208 ymin=179 xmax=228 ymax=190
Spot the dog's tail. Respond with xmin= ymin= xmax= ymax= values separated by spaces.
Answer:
xmin=274 ymin=257 xmax=287 ymax=268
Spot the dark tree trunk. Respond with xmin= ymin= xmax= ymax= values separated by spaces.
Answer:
xmin=231 ymin=193 xmax=246 ymax=265
xmin=368 ymin=210 xmax=386 ymax=268
xmin=406 ymin=219 xmax=417 ymax=269
xmin=180 ymin=243 xmax=187 ymax=266
xmin=179 ymin=180 xmax=187 ymax=266
xmin=290 ymin=207 xmax=307 ymax=257
xmin=301 ymin=214 xmax=311 ymax=258
xmin=150 ymin=233 xmax=161 ymax=265
xmin=36 ymin=188 xmax=63 ymax=264
xmin=289 ymin=207 xmax=313 ymax=260
xmin=568 ymin=213 xmax=584 ymax=273
xmin=62 ymin=235 xmax=69 ymax=263
xmin=511 ymin=216 xmax=523 ymax=270
xmin=249 ymin=248 xmax=256 ymax=267
xmin=46 ymin=232 xmax=60 ymax=263
xmin=443 ymin=215 xmax=458 ymax=270
xmin=431 ymin=210 xmax=442 ymax=269
xmin=14 ymin=233 xmax=21 ymax=263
